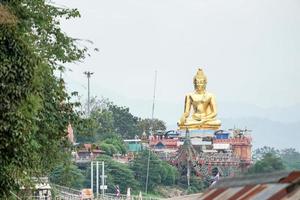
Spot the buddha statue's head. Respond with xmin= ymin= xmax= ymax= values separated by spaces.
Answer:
xmin=193 ymin=68 xmax=207 ymax=92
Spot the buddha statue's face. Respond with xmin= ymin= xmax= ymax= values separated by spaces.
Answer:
xmin=194 ymin=78 xmax=206 ymax=91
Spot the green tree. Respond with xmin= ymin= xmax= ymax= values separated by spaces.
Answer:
xmin=108 ymin=104 xmax=140 ymax=138
xmin=97 ymin=136 xmax=127 ymax=156
xmin=252 ymin=146 xmax=280 ymax=161
xmin=75 ymin=97 xmax=168 ymax=141
xmin=130 ymin=150 xmax=179 ymax=192
xmin=1 ymin=12 xmax=41 ymax=196
xmin=160 ymin=161 xmax=179 ymax=186
xmin=0 ymin=1 xmax=87 ymax=197
xmin=137 ymin=118 xmax=167 ymax=135
xmin=186 ymin=176 xmax=206 ymax=194
xmin=75 ymin=107 xmax=115 ymax=143
xmin=248 ymin=152 xmax=285 ymax=174
xmin=280 ymin=148 xmax=300 ymax=170
xmin=50 ymin=163 xmax=85 ymax=189
xmin=88 ymin=155 xmax=139 ymax=194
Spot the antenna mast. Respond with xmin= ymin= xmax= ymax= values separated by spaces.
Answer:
xmin=84 ymin=71 xmax=94 ymax=116
xmin=145 ymin=70 xmax=157 ymax=193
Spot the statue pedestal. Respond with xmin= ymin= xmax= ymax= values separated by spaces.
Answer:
xmin=178 ymin=124 xmax=220 ymax=131
xmin=177 ymin=129 xmax=218 ymax=138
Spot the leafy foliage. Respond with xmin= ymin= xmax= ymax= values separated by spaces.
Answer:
xmin=252 ymin=146 xmax=280 ymax=161
xmin=250 ymin=146 xmax=300 ymax=174
xmin=97 ymin=136 xmax=127 ymax=156
xmin=108 ymin=104 xmax=140 ymax=138
xmin=0 ymin=20 xmax=41 ymax=196
xmin=92 ymin=155 xmax=139 ymax=194
xmin=50 ymin=162 xmax=85 ymax=189
xmin=137 ymin=118 xmax=167 ymax=135
xmin=248 ymin=152 xmax=285 ymax=174
xmin=75 ymin=97 xmax=168 ymax=142
xmin=280 ymin=148 xmax=300 ymax=170
xmin=130 ymin=150 xmax=179 ymax=192
xmin=0 ymin=1 xmax=87 ymax=197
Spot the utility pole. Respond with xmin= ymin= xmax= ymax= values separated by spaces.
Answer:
xmin=101 ymin=161 xmax=106 ymax=198
xmin=145 ymin=70 xmax=157 ymax=193
xmin=96 ymin=161 xmax=99 ymax=198
xmin=91 ymin=161 xmax=93 ymax=193
xmin=84 ymin=71 xmax=94 ymax=116
xmin=91 ymin=161 xmax=107 ymax=198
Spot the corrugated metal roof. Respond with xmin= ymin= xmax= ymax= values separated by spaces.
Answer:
xmin=251 ymin=184 xmax=288 ymax=200
xmin=212 ymin=171 xmax=291 ymax=188
xmin=282 ymin=187 xmax=300 ymax=200
xmin=199 ymin=171 xmax=300 ymax=200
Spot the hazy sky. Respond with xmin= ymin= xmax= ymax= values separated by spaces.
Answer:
xmin=54 ymin=0 xmax=300 ymax=125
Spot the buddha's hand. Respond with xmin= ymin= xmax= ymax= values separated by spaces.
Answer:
xmin=179 ymin=115 xmax=186 ymax=125
xmin=192 ymin=113 xmax=206 ymax=121
xmin=199 ymin=117 xmax=209 ymax=125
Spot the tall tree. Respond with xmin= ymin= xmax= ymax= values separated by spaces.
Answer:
xmin=137 ymin=118 xmax=167 ymax=135
xmin=280 ymin=148 xmax=300 ymax=170
xmin=252 ymin=146 xmax=280 ymax=161
xmin=88 ymin=155 xmax=139 ymax=194
xmin=0 ymin=1 xmax=86 ymax=197
xmin=248 ymin=152 xmax=285 ymax=174
xmin=108 ymin=104 xmax=140 ymax=138
xmin=50 ymin=162 xmax=85 ymax=189
xmin=130 ymin=150 xmax=179 ymax=192
xmin=130 ymin=150 xmax=162 ymax=191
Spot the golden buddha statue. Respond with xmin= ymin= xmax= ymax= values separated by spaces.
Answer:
xmin=178 ymin=68 xmax=221 ymax=130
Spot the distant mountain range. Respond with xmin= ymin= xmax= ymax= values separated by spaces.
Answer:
xmin=221 ymin=117 xmax=300 ymax=150
xmin=94 ymin=94 xmax=300 ymax=150
xmin=167 ymin=117 xmax=300 ymax=151
xmin=218 ymin=102 xmax=300 ymax=124
xmin=157 ymin=101 xmax=300 ymax=151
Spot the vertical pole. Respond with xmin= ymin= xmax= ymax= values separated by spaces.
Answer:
xmin=102 ymin=161 xmax=105 ymax=198
xmin=187 ymin=160 xmax=190 ymax=186
xmin=87 ymin=73 xmax=90 ymax=116
xmin=151 ymin=70 xmax=157 ymax=130
xmin=145 ymin=148 xmax=151 ymax=193
xmin=145 ymin=70 xmax=157 ymax=193
xmin=91 ymin=161 xmax=93 ymax=192
xmin=84 ymin=71 xmax=94 ymax=116
xmin=96 ymin=161 xmax=99 ymax=198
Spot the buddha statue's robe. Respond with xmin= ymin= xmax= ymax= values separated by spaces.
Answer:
xmin=178 ymin=69 xmax=221 ymax=130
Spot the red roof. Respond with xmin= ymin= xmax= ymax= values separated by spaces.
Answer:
xmin=150 ymin=139 xmax=178 ymax=147
xmin=84 ymin=144 xmax=92 ymax=150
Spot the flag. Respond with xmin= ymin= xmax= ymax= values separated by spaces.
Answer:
xmin=126 ymin=188 xmax=131 ymax=200
xmin=211 ymin=172 xmax=220 ymax=186
xmin=115 ymin=185 xmax=120 ymax=197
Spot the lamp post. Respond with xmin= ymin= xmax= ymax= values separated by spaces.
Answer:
xmin=84 ymin=71 xmax=94 ymax=116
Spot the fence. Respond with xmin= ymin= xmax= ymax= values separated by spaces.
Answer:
xmin=94 ymin=193 xmax=161 ymax=200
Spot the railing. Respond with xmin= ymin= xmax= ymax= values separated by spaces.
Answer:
xmin=24 ymin=196 xmax=52 ymax=200
xmin=51 ymin=184 xmax=82 ymax=200
xmin=94 ymin=193 xmax=161 ymax=200
xmin=52 ymin=184 xmax=161 ymax=200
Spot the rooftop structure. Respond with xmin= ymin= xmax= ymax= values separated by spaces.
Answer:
xmin=73 ymin=144 xmax=104 ymax=163
xmin=200 ymin=171 xmax=300 ymax=200
xmin=167 ymin=128 xmax=252 ymax=185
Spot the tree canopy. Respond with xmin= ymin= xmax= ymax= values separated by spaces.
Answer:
xmin=250 ymin=146 xmax=300 ymax=174
xmin=248 ymin=152 xmax=285 ymax=174
xmin=137 ymin=118 xmax=167 ymax=135
xmin=92 ymin=155 xmax=139 ymax=194
xmin=0 ymin=1 xmax=86 ymax=197
xmin=75 ymin=97 xmax=168 ymax=142
xmin=130 ymin=150 xmax=179 ymax=192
